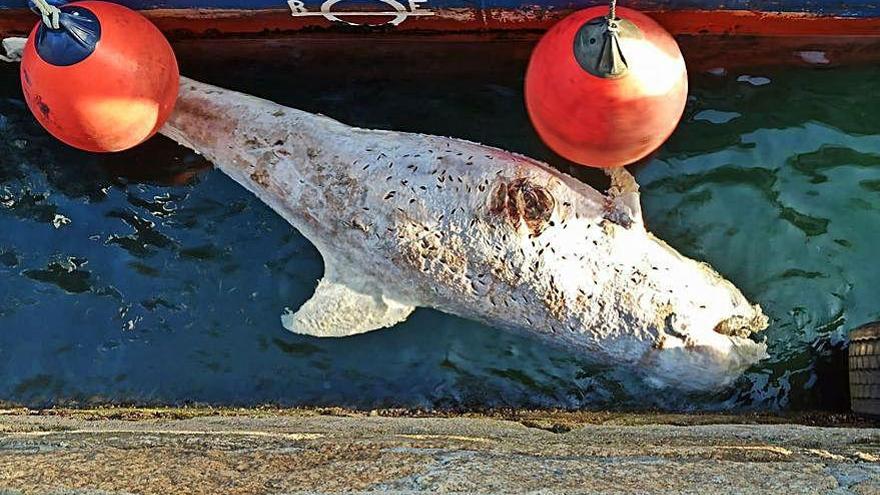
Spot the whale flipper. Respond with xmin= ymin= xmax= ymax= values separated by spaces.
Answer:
xmin=605 ymin=166 xmax=643 ymax=226
xmin=281 ymin=277 xmax=415 ymax=337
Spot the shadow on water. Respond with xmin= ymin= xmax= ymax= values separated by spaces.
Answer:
xmin=0 ymin=40 xmax=878 ymax=411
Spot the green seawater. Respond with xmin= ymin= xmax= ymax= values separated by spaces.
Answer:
xmin=0 ymin=41 xmax=877 ymax=410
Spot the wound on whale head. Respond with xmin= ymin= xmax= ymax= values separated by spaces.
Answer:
xmin=490 ymin=178 xmax=556 ymax=237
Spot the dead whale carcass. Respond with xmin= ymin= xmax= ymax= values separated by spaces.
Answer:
xmin=161 ymin=78 xmax=768 ymax=391
xmin=2 ymin=38 xmax=769 ymax=391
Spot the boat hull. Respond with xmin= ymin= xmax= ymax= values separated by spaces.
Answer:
xmin=3 ymin=0 xmax=880 ymax=37
xmin=4 ymin=1 xmax=880 ymax=69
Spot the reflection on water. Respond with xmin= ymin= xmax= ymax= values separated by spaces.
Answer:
xmin=0 ymin=42 xmax=877 ymax=410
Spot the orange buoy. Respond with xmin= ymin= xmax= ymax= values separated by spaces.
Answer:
xmin=524 ymin=6 xmax=687 ymax=168
xmin=20 ymin=1 xmax=178 ymax=152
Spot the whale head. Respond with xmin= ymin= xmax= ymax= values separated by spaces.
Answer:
xmin=499 ymin=167 xmax=770 ymax=392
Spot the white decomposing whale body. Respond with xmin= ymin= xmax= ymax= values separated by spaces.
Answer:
xmin=163 ymin=79 xmax=770 ymax=391
xmin=3 ymin=38 xmax=769 ymax=391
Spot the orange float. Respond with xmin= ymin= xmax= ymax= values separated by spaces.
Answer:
xmin=524 ymin=6 xmax=688 ymax=168
xmin=20 ymin=1 xmax=178 ymax=152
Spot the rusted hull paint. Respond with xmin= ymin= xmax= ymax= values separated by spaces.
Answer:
xmin=168 ymin=33 xmax=880 ymax=71
xmin=3 ymin=8 xmax=880 ymax=37
xmin=4 ymin=8 xmax=880 ymax=68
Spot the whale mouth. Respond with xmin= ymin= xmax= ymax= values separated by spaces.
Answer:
xmin=643 ymin=333 xmax=769 ymax=391
xmin=713 ymin=306 xmax=770 ymax=339
xmin=642 ymin=305 xmax=770 ymax=391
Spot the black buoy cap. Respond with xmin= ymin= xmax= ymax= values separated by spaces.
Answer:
xmin=573 ymin=16 xmax=642 ymax=79
xmin=35 ymin=5 xmax=101 ymax=67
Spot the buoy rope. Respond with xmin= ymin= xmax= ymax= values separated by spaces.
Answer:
xmin=606 ymin=0 xmax=619 ymax=31
xmin=30 ymin=0 xmax=61 ymax=30
xmin=608 ymin=0 xmax=617 ymax=21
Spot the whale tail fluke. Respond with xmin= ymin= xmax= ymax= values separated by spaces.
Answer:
xmin=0 ymin=37 xmax=24 ymax=63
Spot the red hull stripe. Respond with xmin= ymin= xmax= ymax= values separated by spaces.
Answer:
xmin=3 ymin=8 xmax=880 ymax=37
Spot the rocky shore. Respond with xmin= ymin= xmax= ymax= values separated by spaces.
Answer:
xmin=0 ymin=408 xmax=875 ymax=494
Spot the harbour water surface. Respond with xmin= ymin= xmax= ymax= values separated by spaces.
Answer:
xmin=0 ymin=39 xmax=877 ymax=410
